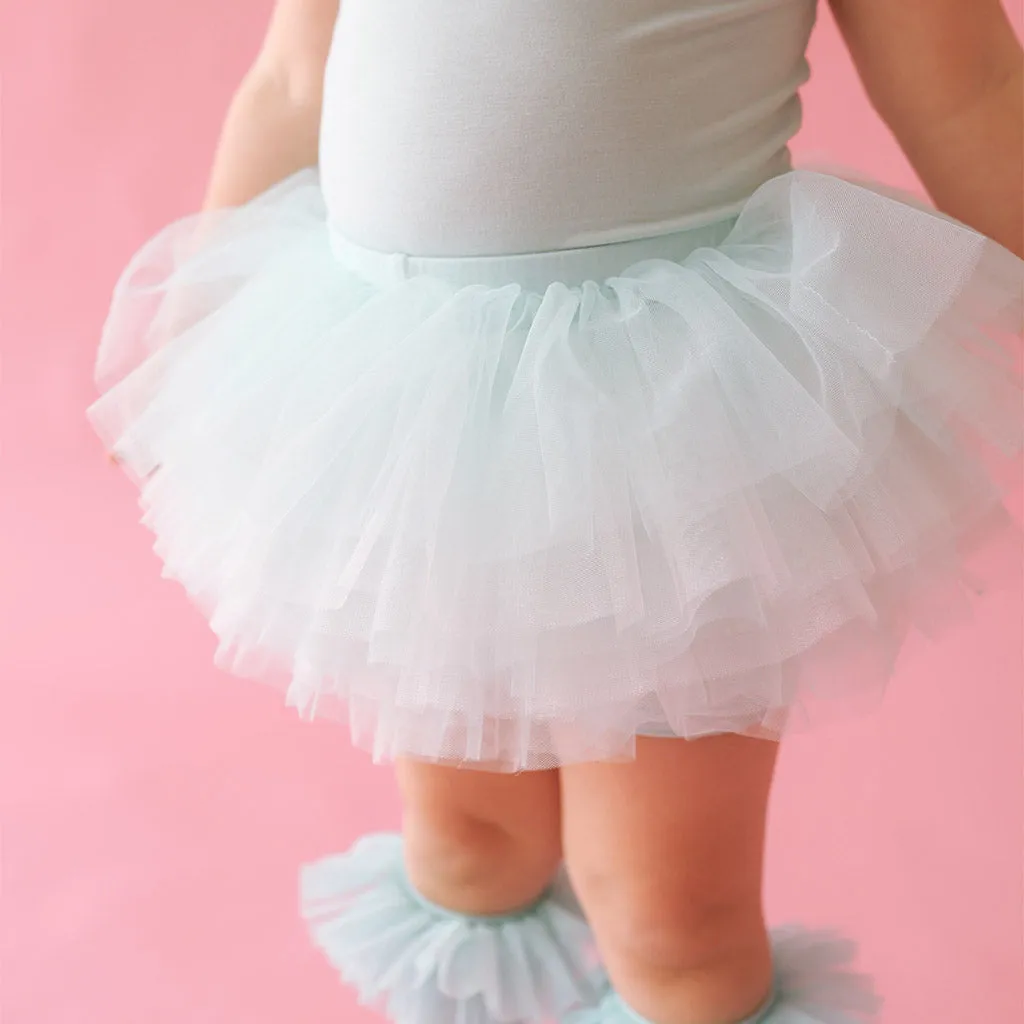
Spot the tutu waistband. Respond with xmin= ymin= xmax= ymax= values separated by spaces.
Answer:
xmin=327 ymin=216 xmax=738 ymax=292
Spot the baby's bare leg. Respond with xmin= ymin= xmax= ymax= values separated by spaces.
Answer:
xmin=561 ymin=734 xmax=779 ymax=1024
xmin=396 ymin=759 xmax=563 ymax=915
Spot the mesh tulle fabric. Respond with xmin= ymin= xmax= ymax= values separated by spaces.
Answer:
xmin=300 ymin=833 xmax=600 ymax=1022
xmin=566 ymin=927 xmax=881 ymax=1023
xmin=89 ymin=168 xmax=1024 ymax=770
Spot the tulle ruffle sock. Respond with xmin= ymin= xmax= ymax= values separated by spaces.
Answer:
xmin=564 ymin=927 xmax=881 ymax=1023
xmin=301 ymin=832 xmax=602 ymax=1022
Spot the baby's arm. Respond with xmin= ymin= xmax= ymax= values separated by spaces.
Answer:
xmin=202 ymin=0 xmax=340 ymax=211
xmin=831 ymin=0 xmax=1023 ymax=257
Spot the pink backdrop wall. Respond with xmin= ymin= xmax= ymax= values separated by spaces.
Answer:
xmin=3 ymin=3 xmax=1022 ymax=1022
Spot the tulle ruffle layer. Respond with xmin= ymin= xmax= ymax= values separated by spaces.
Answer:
xmin=301 ymin=833 xmax=599 ymax=1022
xmin=89 ymin=168 xmax=1024 ymax=769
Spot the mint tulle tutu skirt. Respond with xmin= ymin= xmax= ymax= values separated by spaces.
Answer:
xmin=89 ymin=168 xmax=1024 ymax=770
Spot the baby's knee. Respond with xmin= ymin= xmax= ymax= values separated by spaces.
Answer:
xmin=396 ymin=761 xmax=563 ymax=911
xmin=407 ymin=812 xmax=525 ymax=877
xmin=570 ymin=862 xmax=764 ymax=973
xmin=621 ymin=898 xmax=765 ymax=975
xmin=405 ymin=809 xmax=561 ymax=910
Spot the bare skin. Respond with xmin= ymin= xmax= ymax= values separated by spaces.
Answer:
xmin=395 ymin=736 xmax=777 ymax=1023
xmin=201 ymin=0 xmax=340 ymax=211
xmin=831 ymin=0 xmax=1023 ymax=256
xmin=561 ymin=736 xmax=779 ymax=1023
xmin=396 ymin=760 xmax=563 ymax=916
xmin=151 ymin=1 xmax=1022 ymax=1020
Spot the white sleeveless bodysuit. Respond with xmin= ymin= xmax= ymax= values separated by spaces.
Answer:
xmin=320 ymin=0 xmax=818 ymax=256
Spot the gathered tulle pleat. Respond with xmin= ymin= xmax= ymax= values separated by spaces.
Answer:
xmin=89 ymin=168 xmax=1024 ymax=770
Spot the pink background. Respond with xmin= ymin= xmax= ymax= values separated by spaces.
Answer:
xmin=2 ymin=3 xmax=1022 ymax=1022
